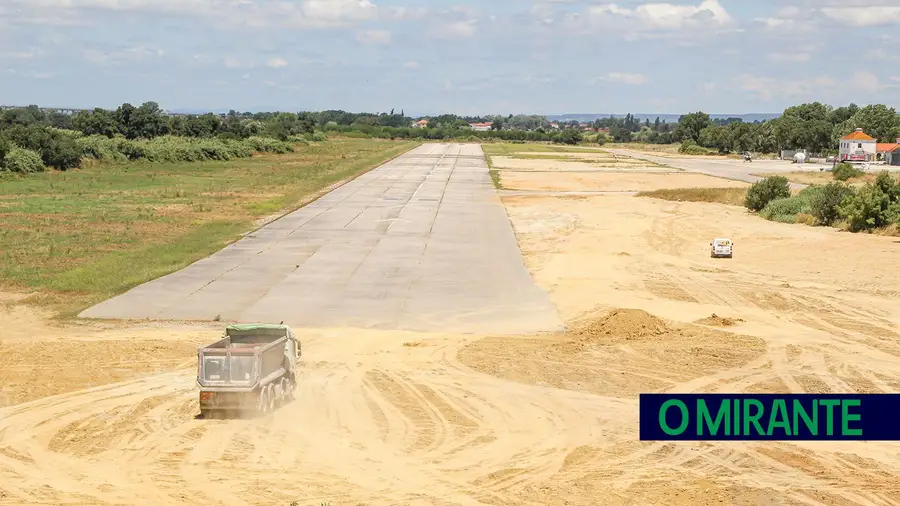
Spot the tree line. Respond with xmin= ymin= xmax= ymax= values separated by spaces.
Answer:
xmin=675 ymin=103 xmax=900 ymax=156
xmin=3 ymin=100 xmax=899 ymax=174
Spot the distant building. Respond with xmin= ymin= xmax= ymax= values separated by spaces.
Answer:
xmin=411 ymin=119 xmax=429 ymax=128
xmin=876 ymin=138 xmax=900 ymax=162
xmin=470 ymin=122 xmax=493 ymax=131
xmin=839 ymin=128 xmax=877 ymax=162
xmin=890 ymin=146 xmax=900 ymax=166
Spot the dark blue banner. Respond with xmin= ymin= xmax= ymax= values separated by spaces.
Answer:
xmin=640 ymin=394 xmax=900 ymax=441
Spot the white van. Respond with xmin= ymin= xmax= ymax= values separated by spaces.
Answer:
xmin=710 ymin=238 xmax=733 ymax=258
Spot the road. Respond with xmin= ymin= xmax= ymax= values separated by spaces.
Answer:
xmin=79 ymin=143 xmax=563 ymax=335
xmin=606 ymin=148 xmax=810 ymax=190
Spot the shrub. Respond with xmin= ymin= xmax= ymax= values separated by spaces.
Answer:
xmin=0 ymin=124 xmax=82 ymax=170
xmin=759 ymin=186 xmax=822 ymax=223
xmin=1 ymin=145 xmax=46 ymax=173
xmin=311 ymin=131 xmax=327 ymax=142
xmin=678 ymin=139 xmax=709 ymax=155
xmin=809 ymin=182 xmax=855 ymax=226
xmin=745 ymin=176 xmax=791 ymax=212
xmin=553 ymin=129 xmax=583 ymax=145
xmin=0 ymin=138 xmax=10 ymax=161
xmin=759 ymin=196 xmax=807 ymax=223
xmin=832 ymin=162 xmax=863 ymax=181
xmin=837 ymin=182 xmax=900 ymax=232
xmin=76 ymin=135 xmax=128 ymax=162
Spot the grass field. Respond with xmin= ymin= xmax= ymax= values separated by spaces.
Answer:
xmin=636 ymin=187 xmax=749 ymax=206
xmin=0 ymin=139 xmax=418 ymax=316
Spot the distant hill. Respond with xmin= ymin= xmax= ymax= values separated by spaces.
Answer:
xmin=545 ymin=113 xmax=781 ymax=123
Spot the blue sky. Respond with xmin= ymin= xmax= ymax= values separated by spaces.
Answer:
xmin=1 ymin=0 xmax=899 ymax=115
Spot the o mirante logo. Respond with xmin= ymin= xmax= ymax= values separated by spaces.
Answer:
xmin=640 ymin=394 xmax=900 ymax=441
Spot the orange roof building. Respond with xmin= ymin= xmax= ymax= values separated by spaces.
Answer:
xmin=839 ymin=128 xmax=877 ymax=162
xmin=841 ymin=128 xmax=876 ymax=141
xmin=876 ymin=143 xmax=899 ymax=153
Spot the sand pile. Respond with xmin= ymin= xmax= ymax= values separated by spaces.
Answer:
xmin=572 ymin=308 xmax=672 ymax=342
xmin=694 ymin=314 xmax=744 ymax=327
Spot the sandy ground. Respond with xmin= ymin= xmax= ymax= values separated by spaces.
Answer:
xmin=491 ymin=155 xmax=667 ymax=172
xmin=500 ymin=172 xmax=749 ymax=192
xmin=3 ymin=151 xmax=900 ymax=505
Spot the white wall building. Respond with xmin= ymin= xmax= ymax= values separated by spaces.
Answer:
xmin=839 ymin=128 xmax=877 ymax=162
xmin=469 ymin=122 xmax=493 ymax=131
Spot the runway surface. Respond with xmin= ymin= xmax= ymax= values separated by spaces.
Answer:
xmin=79 ymin=143 xmax=564 ymax=334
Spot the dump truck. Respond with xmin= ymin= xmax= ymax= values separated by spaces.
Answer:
xmin=197 ymin=323 xmax=301 ymax=418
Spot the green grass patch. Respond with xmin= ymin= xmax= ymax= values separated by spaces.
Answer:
xmin=0 ymin=139 xmax=418 ymax=315
xmin=489 ymin=169 xmax=503 ymax=189
xmin=481 ymin=143 xmax=610 ymax=156
xmin=636 ymin=187 xmax=748 ymax=206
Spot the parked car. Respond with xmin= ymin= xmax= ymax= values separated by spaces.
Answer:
xmin=710 ymin=238 xmax=733 ymax=259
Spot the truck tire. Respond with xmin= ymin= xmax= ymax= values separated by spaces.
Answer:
xmin=278 ymin=378 xmax=288 ymax=406
xmin=257 ymin=389 xmax=270 ymax=415
xmin=267 ymin=384 xmax=276 ymax=412
xmin=285 ymin=378 xmax=295 ymax=402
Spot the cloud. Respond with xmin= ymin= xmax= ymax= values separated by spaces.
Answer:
xmin=596 ymin=72 xmax=648 ymax=85
xmin=433 ymin=19 xmax=477 ymax=38
xmin=356 ymin=29 xmax=391 ymax=45
xmin=821 ymin=6 xmax=900 ymax=27
xmin=586 ymin=0 xmax=734 ymax=32
xmin=266 ymin=57 xmax=288 ymax=68
xmin=852 ymin=71 xmax=881 ymax=93
xmin=733 ymin=74 xmax=838 ymax=101
xmin=5 ymin=0 xmax=382 ymax=29
xmin=402 ymin=60 xmax=421 ymax=69
xmin=766 ymin=52 xmax=811 ymax=63
xmin=83 ymin=46 xmax=164 ymax=66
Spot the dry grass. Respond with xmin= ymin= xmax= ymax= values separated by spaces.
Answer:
xmin=605 ymin=143 xmax=683 ymax=154
xmin=0 ymin=139 xmax=418 ymax=316
xmin=755 ymin=171 xmax=878 ymax=187
xmin=635 ymin=187 xmax=748 ymax=206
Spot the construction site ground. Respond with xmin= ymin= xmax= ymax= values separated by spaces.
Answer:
xmin=2 ymin=144 xmax=900 ymax=505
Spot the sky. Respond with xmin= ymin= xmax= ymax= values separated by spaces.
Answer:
xmin=1 ymin=0 xmax=900 ymax=116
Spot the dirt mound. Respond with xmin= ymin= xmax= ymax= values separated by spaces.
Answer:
xmin=695 ymin=314 xmax=744 ymax=327
xmin=572 ymin=308 xmax=672 ymax=342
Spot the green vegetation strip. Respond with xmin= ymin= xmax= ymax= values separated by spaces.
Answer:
xmin=0 ymin=139 xmax=418 ymax=316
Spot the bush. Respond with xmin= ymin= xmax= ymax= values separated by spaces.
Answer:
xmin=0 ymin=124 xmax=82 ymax=170
xmin=833 ymin=162 xmax=863 ymax=181
xmin=745 ymin=176 xmax=791 ymax=211
xmin=75 ymin=134 xmax=296 ymax=164
xmin=678 ymin=139 xmax=709 ymax=155
xmin=553 ymin=129 xmax=583 ymax=145
xmin=311 ymin=131 xmax=327 ymax=142
xmin=1 ymin=145 xmax=46 ymax=173
xmin=834 ymin=173 xmax=900 ymax=232
xmin=76 ymin=134 xmax=128 ymax=162
xmin=759 ymin=186 xmax=822 ymax=223
xmin=810 ymin=182 xmax=855 ymax=226
xmin=759 ymin=196 xmax=808 ymax=223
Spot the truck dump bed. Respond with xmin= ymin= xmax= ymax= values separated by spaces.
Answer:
xmin=197 ymin=324 xmax=298 ymax=388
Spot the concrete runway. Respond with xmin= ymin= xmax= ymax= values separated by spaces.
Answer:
xmin=79 ymin=143 xmax=564 ymax=335
xmin=606 ymin=148 xmax=810 ymax=190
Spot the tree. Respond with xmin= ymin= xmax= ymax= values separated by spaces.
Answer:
xmin=675 ymin=111 xmax=711 ymax=143
xmin=846 ymin=104 xmax=900 ymax=142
